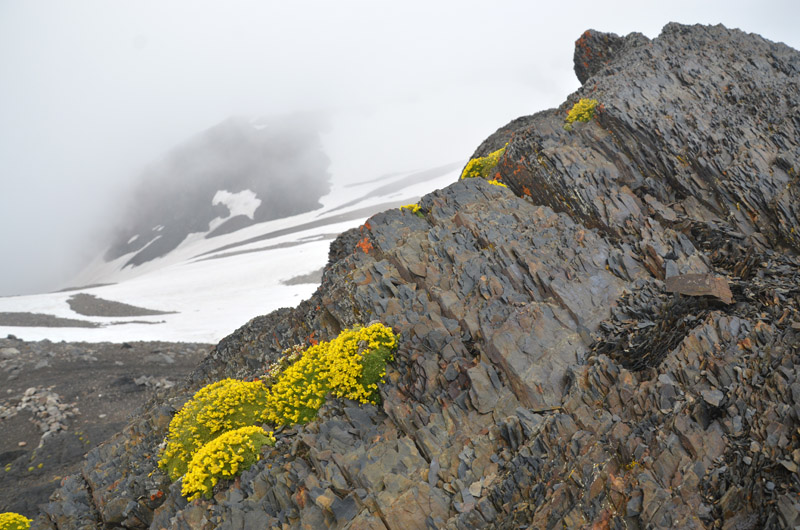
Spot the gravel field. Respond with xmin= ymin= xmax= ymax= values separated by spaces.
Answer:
xmin=0 ymin=337 xmax=210 ymax=516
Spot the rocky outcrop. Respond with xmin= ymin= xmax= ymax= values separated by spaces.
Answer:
xmin=36 ymin=23 xmax=800 ymax=529
xmin=499 ymin=23 xmax=800 ymax=255
xmin=573 ymin=29 xmax=648 ymax=85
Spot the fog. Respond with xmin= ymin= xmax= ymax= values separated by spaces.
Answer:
xmin=1 ymin=1 xmax=798 ymax=296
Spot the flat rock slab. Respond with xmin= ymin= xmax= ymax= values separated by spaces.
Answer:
xmin=665 ymin=273 xmax=733 ymax=304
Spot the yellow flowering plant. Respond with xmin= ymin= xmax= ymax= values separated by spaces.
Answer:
xmin=158 ymin=323 xmax=398 ymax=500
xmin=261 ymin=344 xmax=304 ymax=387
xmin=264 ymin=323 xmax=397 ymax=426
xmin=158 ymin=379 xmax=270 ymax=481
xmin=181 ymin=426 xmax=275 ymax=501
xmin=0 ymin=513 xmax=31 ymax=530
xmin=399 ymin=203 xmax=426 ymax=219
xmin=564 ymin=98 xmax=599 ymax=130
xmin=487 ymin=180 xmax=508 ymax=188
xmin=460 ymin=144 xmax=507 ymax=182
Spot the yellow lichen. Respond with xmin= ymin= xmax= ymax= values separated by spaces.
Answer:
xmin=460 ymin=144 xmax=507 ymax=181
xmin=181 ymin=426 xmax=275 ymax=501
xmin=158 ymin=379 xmax=270 ymax=481
xmin=0 ymin=512 xmax=31 ymax=530
xmin=487 ymin=180 xmax=508 ymax=188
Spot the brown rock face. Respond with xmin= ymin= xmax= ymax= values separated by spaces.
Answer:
xmin=665 ymin=273 xmax=733 ymax=304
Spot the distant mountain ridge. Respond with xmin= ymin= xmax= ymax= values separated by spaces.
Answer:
xmin=104 ymin=115 xmax=331 ymax=268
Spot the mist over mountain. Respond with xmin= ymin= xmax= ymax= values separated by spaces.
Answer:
xmin=103 ymin=115 xmax=331 ymax=267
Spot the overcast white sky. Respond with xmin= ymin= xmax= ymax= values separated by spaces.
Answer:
xmin=1 ymin=0 xmax=798 ymax=296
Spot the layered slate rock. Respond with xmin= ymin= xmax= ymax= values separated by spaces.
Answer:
xmin=499 ymin=23 xmax=800 ymax=256
xmin=573 ymin=29 xmax=647 ymax=85
xmin=36 ymin=23 xmax=800 ymax=529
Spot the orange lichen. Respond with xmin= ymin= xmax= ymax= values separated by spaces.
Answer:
xmin=356 ymin=237 xmax=373 ymax=254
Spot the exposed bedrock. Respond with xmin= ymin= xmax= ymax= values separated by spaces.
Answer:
xmin=36 ymin=23 xmax=800 ymax=529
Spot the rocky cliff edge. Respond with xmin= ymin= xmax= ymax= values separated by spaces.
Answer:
xmin=36 ymin=23 xmax=800 ymax=529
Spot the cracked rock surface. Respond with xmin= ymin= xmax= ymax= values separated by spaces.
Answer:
xmin=35 ymin=23 xmax=800 ymax=529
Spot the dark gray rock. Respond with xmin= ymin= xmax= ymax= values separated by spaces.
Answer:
xmin=34 ymin=22 xmax=800 ymax=530
xmin=573 ymin=29 xmax=649 ymax=85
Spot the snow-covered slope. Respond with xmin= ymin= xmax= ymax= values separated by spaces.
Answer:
xmin=103 ymin=116 xmax=333 ymax=269
xmin=0 ymin=163 xmax=461 ymax=343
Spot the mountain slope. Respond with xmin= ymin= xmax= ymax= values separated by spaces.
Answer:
xmin=0 ymin=163 xmax=460 ymax=343
xmin=37 ymin=23 xmax=800 ymax=529
xmin=104 ymin=116 xmax=332 ymax=268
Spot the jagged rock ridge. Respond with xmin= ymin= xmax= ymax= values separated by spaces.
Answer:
xmin=36 ymin=23 xmax=800 ymax=529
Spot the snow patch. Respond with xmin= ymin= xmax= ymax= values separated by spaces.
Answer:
xmin=213 ymin=189 xmax=262 ymax=220
xmin=127 ymin=235 xmax=139 ymax=245
xmin=1 ymin=165 xmax=461 ymax=342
